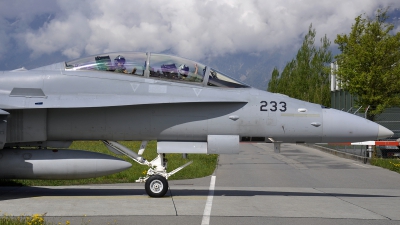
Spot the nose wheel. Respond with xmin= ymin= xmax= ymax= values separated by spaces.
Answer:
xmin=145 ymin=175 xmax=168 ymax=197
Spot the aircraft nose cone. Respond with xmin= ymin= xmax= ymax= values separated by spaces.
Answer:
xmin=321 ymin=108 xmax=392 ymax=142
xmin=377 ymin=125 xmax=394 ymax=139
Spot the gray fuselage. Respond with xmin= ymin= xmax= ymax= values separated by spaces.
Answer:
xmin=0 ymin=62 xmax=386 ymax=147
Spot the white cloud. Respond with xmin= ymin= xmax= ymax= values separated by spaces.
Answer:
xmin=2 ymin=0 xmax=400 ymax=61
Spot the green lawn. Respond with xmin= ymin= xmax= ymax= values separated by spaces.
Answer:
xmin=370 ymin=157 xmax=400 ymax=173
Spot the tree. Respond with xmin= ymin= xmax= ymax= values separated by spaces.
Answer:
xmin=267 ymin=67 xmax=280 ymax=93
xmin=267 ymin=24 xmax=332 ymax=106
xmin=335 ymin=8 xmax=400 ymax=120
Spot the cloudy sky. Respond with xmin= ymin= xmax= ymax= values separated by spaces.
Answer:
xmin=1 ymin=0 xmax=399 ymax=73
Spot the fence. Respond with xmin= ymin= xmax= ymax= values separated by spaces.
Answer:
xmin=315 ymin=143 xmax=369 ymax=161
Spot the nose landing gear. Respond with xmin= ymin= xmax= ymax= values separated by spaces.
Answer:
xmin=103 ymin=140 xmax=192 ymax=197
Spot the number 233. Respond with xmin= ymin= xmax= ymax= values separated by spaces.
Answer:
xmin=260 ymin=101 xmax=287 ymax=112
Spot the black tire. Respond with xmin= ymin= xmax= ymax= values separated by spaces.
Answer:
xmin=145 ymin=175 xmax=168 ymax=197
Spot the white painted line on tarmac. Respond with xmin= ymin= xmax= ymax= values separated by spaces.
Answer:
xmin=201 ymin=175 xmax=216 ymax=225
xmin=352 ymin=163 xmax=370 ymax=168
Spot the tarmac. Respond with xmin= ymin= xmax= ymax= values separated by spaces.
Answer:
xmin=1 ymin=143 xmax=400 ymax=225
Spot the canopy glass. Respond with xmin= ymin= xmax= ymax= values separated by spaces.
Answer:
xmin=66 ymin=52 xmax=248 ymax=88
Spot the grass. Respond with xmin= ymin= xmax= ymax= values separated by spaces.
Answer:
xmin=0 ymin=213 xmax=50 ymax=225
xmin=0 ymin=141 xmax=218 ymax=186
xmin=0 ymin=213 xmax=93 ymax=225
xmin=370 ymin=157 xmax=400 ymax=173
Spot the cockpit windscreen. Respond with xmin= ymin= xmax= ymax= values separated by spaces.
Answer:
xmin=208 ymin=69 xmax=248 ymax=88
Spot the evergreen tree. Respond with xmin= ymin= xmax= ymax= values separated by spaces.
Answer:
xmin=267 ymin=24 xmax=332 ymax=106
xmin=267 ymin=67 xmax=280 ymax=93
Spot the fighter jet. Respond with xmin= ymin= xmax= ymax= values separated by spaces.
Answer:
xmin=0 ymin=52 xmax=393 ymax=197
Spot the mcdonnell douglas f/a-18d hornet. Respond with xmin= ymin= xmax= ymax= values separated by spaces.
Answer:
xmin=0 ymin=52 xmax=394 ymax=197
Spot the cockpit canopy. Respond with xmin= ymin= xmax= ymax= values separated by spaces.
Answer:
xmin=65 ymin=52 xmax=248 ymax=88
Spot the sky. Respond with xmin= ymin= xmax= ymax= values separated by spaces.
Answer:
xmin=1 ymin=0 xmax=399 ymax=76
